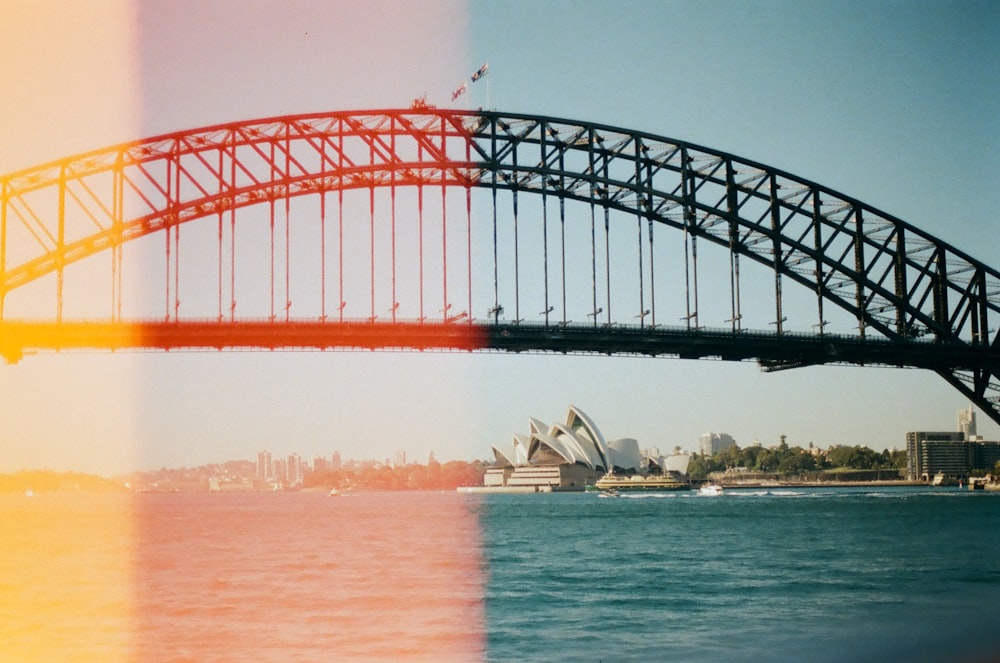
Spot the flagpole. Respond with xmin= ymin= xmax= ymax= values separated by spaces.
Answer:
xmin=470 ymin=63 xmax=490 ymax=110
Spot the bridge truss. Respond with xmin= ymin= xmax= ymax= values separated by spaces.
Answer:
xmin=1 ymin=109 xmax=998 ymax=423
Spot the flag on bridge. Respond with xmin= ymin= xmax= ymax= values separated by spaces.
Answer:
xmin=451 ymin=82 xmax=467 ymax=101
xmin=471 ymin=63 xmax=489 ymax=82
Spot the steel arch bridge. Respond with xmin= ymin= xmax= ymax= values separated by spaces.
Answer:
xmin=2 ymin=108 xmax=998 ymax=423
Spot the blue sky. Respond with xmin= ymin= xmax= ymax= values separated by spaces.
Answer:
xmin=1 ymin=0 xmax=997 ymax=473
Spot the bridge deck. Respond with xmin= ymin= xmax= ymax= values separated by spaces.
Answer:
xmin=2 ymin=321 xmax=995 ymax=372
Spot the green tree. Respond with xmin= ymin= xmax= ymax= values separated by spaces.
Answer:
xmin=716 ymin=445 xmax=742 ymax=469
xmin=827 ymin=445 xmax=855 ymax=468
xmin=777 ymin=448 xmax=816 ymax=474
xmin=828 ymin=445 xmax=867 ymax=468
xmin=888 ymin=450 xmax=907 ymax=469
xmin=688 ymin=455 xmax=723 ymax=479
xmin=754 ymin=448 xmax=779 ymax=472
xmin=740 ymin=445 xmax=762 ymax=469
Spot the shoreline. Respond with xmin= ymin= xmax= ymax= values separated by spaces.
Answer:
xmin=458 ymin=480 xmax=938 ymax=494
xmin=713 ymin=480 xmax=928 ymax=489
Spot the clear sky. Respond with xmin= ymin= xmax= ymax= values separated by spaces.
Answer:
xmin=1 ymin=0 xmax=998 ymax=474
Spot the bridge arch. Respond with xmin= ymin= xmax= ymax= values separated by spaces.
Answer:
xmin=1 ymin=109 xmax=997 ymax=423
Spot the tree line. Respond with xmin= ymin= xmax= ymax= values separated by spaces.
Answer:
xmin=687 ymin=442 xmax=907 ymax=480
xmin=306 ymin=459 xmax=486 ymax=491
xmin=0 ymin=470 xmax=126 ymax=493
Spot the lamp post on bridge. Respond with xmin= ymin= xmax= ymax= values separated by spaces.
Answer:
xmin=487 ymin=304 xmax=504 ymax=325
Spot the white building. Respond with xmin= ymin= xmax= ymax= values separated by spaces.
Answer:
xmin=958 ymin=406 xmax=977 ymax=441
xmin=699 ymin=432 xmax=736 ymax=456
xmin=256 ymin=450 xmax=272 ymax=481
xmin=286 ymin=453 xmax=303 ymax=486
xmin=485 ymin=405 xmax=689 ymax=491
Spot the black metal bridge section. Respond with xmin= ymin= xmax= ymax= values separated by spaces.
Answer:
xmin=1 ymin=109 xmax=998 ymax=423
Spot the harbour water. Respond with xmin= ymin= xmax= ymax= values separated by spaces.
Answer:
xmin=480 ymin=487 xmax=1000 ymax=662
xmin=2 ymin=487 xmax=998 ymax=661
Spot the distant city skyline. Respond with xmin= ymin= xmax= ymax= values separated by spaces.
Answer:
xmin=4 ymin=401 xmax=983 ymax=479
xmin=2 ymin=1 xmax=998 ymax=475
xmin=99 ymin=402 xmax=993 ymax=477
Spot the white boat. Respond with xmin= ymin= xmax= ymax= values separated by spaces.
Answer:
xmin=699 ymin=484 xmax=724 ymax=496
xmin=931 ymin=472 xmax=958 ymax=487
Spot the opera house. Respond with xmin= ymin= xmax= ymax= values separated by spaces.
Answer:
xmin=483 ymin=405 xmax=690 ymax=491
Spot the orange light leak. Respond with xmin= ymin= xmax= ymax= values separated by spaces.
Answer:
xmin=0 ymin=0 xmax=140 ymax=658
xmin=0 ymin=321 xmax=490 ymax=361
xmin=0 ymin=493 xmax=134 ymax=662
xmin=129 ymin=492 xmax=486 ymax=661
xmin=2 ymin=0 xmax=487 ymax=658
xmin=1 ymin=492 xmax=487 ymax=660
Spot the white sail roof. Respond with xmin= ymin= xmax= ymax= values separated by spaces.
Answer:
xmin=661 ymin=453 xmax=692 ymax=474
xmin=527 ymin=431 xmax=577 ymax=466
xmin=565 ymin=405 xmax=610 ymax=469
xmin=491 ymin=445 xmax=516 ymax=467
xmin=490 ymin=406 xmax=680 ymax=475
xmin=550 ymin=422 xmax=606 ymax=470
xmin=513 ymin=434 xmax=530 ymax=465
xmin=491 ymin=434 xmax=532 ymax=467
xmin=607 ymin=438 xmax=641 ymax=472
xmin=528 ymin=417 xmax=548 ymax=436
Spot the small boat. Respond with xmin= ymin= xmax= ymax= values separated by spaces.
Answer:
xmin=699 ymin=483 xmax=724 ymax=496
xmin=328 ymin=488 xmax=341 ymax=497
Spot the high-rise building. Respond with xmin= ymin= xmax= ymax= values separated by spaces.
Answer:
xmin=699 ymin=433 xmax=736 ymax=457
xmin=256 ymin=450 xmax=272 ymax=481
xmin=958 ymin=406 xmax=977 ymax=441
xmin=287 ymin=453 xmax=302 ymax=485
xmin=272 ymin=458 xmax=287 ymax=485
xmin=331 ymin=451 xmax=342 ymax=470
xmin=974 ymin=442 xmax=1000 ymax=473
xmin=906 ymin=432 xmax=968 ymax=480
xmin=907 ymin=406 xmax=999 ymax=480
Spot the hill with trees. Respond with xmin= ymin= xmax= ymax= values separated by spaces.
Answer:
xmin=687 ymin=441 xmax=907 ymax=481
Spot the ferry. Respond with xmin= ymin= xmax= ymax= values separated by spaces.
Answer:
xmin=589 ymin=472 xmax=691 ymax=493
xmin=931 ymin=472 xmax=960 ymax=487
